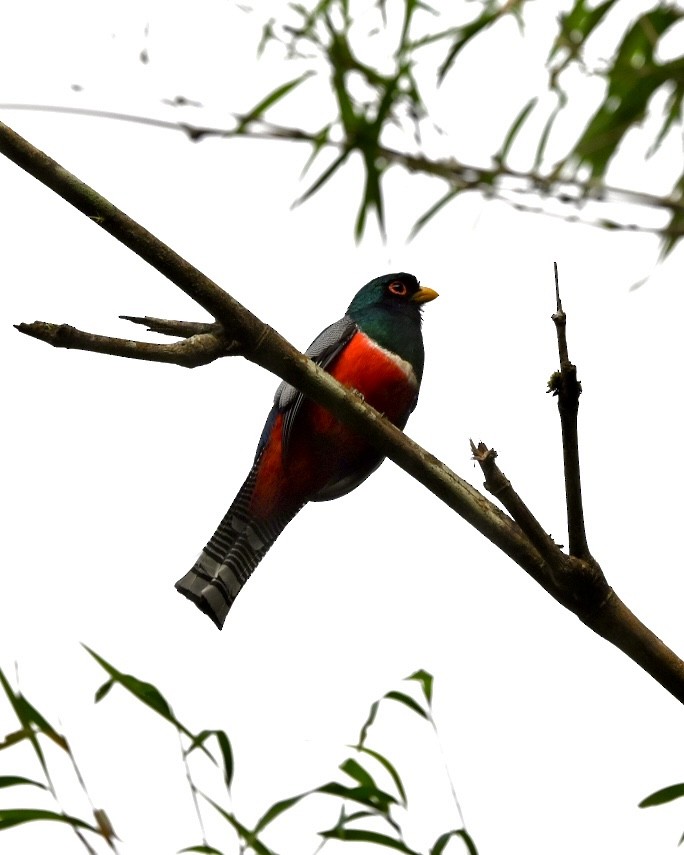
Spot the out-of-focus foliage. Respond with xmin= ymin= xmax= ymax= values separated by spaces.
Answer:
xmin=235 ymin=0 xmax=683 ymax=253
xmin=1 ymin=655 xmax=476 ymax=854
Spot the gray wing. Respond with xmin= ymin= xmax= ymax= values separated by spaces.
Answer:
xmin=255 ymin=316 xmax=358 ymax=460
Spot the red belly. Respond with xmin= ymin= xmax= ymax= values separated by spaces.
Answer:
xmin=250 ymin=333 xmax=417 ymax=518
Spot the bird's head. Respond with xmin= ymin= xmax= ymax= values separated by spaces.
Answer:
xmin=347 ymin=273 xmax=438 ymax=320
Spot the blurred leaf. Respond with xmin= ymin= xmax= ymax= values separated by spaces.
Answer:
xmin=550 ymin=0 xmax=620 ymax=63
xmin=639 ymin=783 xmax=684 ymax=807
xmin=0 ymin=775 xmax=47 ymax=790
xmin=94 ymin=679 xmax=114 ymax=703
xmin=295 ymin=149 xmax=352 ymax=207
xmin=235 ymin=72 xmax=313 ymax=133
xmin=438 ymin=9 xmax=499 ymax=83
xmin=93 ymin=808 xmax=118 ymax=846
xmin=406 ymin=669 xmax=434 ymax=706
xmin=301 ymin=124 xmax=332 ymax=176
xmin=410 ymin=187 xmax=463 ymax=239
xmin=494 ymin=97 xmax=537 ymax=164
xmin=384 ymin=690 xmax=428 ymax=719
xmin=571 ymin=9 xmax=683 ymax=178
xmin=430 ymin=828 xmax=479 ymax=855
xmin=320 ymin=826 xmax=421 ymax=853
xmin=0 ymin=808 xmax=100 ymax=834
xmin=179 ymin=846 xmax=225 ymax=854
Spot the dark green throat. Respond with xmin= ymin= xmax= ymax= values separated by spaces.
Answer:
xmin=347 ymin=273 xmax=426 ymax=381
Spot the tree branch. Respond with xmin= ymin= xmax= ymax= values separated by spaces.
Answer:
xmin=3 ymin=119 xmax=684 ymax=704
xmin=14 ymin=321 xmax=233 ymax=368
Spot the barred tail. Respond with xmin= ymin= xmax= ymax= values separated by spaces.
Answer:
xmin=175 ymin=464 xmax=303 ymax=629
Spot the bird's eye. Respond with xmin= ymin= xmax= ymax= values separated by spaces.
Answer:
xmin=388 ymin=280 xmax=408 ymax=296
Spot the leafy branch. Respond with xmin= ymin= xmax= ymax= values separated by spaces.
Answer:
xmin=1 ymin=1 xmax=682 ymax=251
xmin=2 ymin=654 xmax=476 ymax=854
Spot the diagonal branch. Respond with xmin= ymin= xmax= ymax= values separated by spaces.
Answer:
xmin=3 ymin=119 xmax=684 ymax=704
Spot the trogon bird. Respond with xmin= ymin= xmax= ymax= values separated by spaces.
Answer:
xmin=175 ymin=272 xmax=438 ymax=629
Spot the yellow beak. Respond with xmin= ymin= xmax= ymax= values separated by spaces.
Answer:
xmin=411 ymin=286 xmax=439 ymax=304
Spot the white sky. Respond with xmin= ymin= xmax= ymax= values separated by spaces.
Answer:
xmin=2 ymin=2 xmax=684 ymax=854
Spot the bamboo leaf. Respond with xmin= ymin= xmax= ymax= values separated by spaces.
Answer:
xmin=254 ymin=792 xmax=310 ymax=833
xmin=355 ymin=746 xmax=407 ymax=807
xmin=320 ymin=827 xmax=422 ymax=854
xmin=639 ymin=783 xmax=684 ymax=807
xmin=410 ymin=187 xmax=463 ymax=240
xmin=384 ymin=690 xmax=428 ymax=719
xmin=494 ymin=97 xmax=537 ymax=164
xmin=0 ymin=775 xmax=47 ymax=790
xmin=84 ymin=646 xmax=194 ymax=740
xmin=406 ymin=669 xmax=434 ymax=706
xmin=235 ymin=72 xmax=313 ymax=133
xmin=0 ymin=808 xmax=100 ymax=834
xmin=430 ymin=828 xmax=479 ymax=855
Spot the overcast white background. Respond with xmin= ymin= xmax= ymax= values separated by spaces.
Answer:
xmin=2 ymin=1 xmax=684 ymax=853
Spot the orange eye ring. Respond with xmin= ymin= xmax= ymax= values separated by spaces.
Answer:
xmin=388 ymin=280 xmax=408 ymax=296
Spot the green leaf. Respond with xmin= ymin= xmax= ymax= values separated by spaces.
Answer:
xmin=320 ymin=827 xmax=422 ymax=854
xmin=0 ymin=808 xmax=100 ymax=834
xmin=15 ymin=695 xmax=68 ymax=750
xmin=438 ymin=10 xmax=498 ymax=83
xmin=550 ymin=0 xmax=620 ymax=63
xmin=317 ymin=780 xmax=397 ymax=815
xmin=494 ymin=97 xmax=537 ymax=164
xmin=254 ymin=793 xmax=309 ymax=833
xmin=431 ymin=828 xmax=479 ymax=855
xmin=0 ymin=775 xmax=47 ymax=790
xmin=186 ymin=729 xmax=234 ymax=791
xmin=94 ymin=679 xmax=114 ymax=703
xmin=0 ymin=667 xmax=52 ymax=790
xmin=179 ymin=846 xmax=225 ymax=854
xmin=203 ymin=795 xmax=278 ymax=855
xmin=235 ymin=72 xmax=314 ymax=133
xmin=406 ymin=669 xmax=434 ymax=706
xmin=294 ymin=149 xmax=352 ymax=207
xmin=340 ymin=758 xmax=377 ymax=789
xmin=355 ymin=745 xmax=407 ymax=807
xmin=639 ymin=783 xmax=684 ymax=807
xmin=410 ymin=187 xmax=463 ymax=240
xmin=83 ymin=646 xmax=194 ymax=740
xmin=384 ymin=690 xmax=428 ymax=719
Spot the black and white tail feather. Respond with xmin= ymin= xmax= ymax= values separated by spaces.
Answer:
xmin=175 ymin=456 xmax=304 ymax=629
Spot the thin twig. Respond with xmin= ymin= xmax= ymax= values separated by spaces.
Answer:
xmin=14 ymin=321 xmax=235 ymax=368
xmin=548 ymin=263 xmax=590 ymax=560
xmin=120 ymin=315 xmax=221 ymax=338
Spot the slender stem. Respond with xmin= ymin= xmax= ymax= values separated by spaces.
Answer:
xmin=551 ymin=264 xmax=590 ymax=560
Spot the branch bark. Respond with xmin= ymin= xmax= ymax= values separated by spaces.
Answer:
xmin=3 ymin=119 xmax=684 ymax=704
